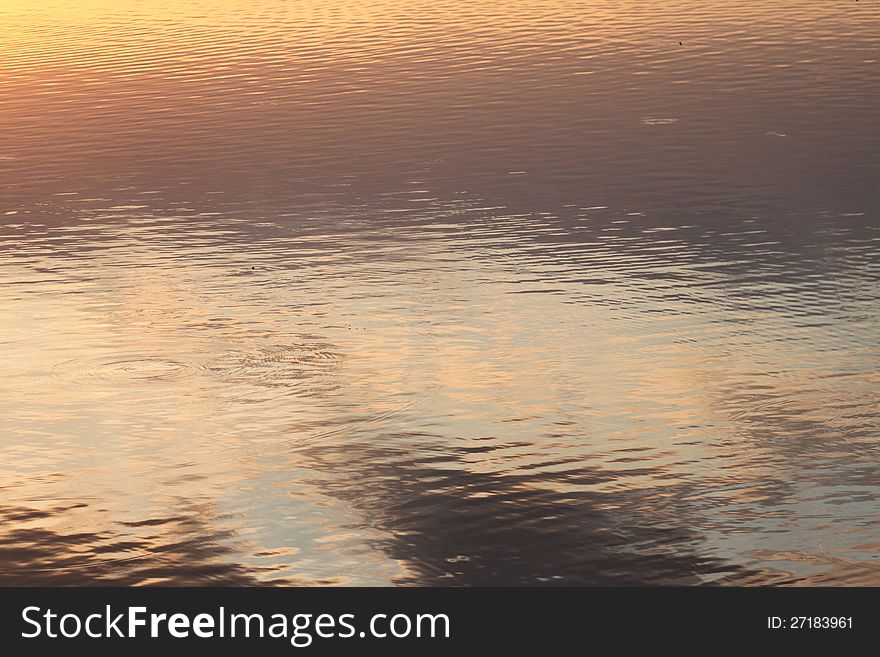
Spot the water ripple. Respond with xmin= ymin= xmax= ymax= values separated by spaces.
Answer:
xmin=1 ymin=0 xmax=878 ymax=585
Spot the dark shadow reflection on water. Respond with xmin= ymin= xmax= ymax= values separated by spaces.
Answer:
xmin=0 ymin=503 xmax=322 ymax=586
xmin=299 ymin=435 xmax=766 ymax=586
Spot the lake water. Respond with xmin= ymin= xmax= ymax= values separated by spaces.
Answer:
xmin=1 ymin=0 xmax=878 ymax=585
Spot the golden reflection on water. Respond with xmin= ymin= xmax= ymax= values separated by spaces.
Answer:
xmin=1 ymin=0 xmax=879 ymax=585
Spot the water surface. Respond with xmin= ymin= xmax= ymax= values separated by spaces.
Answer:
xmin=1 ymin=0 xmax=878 ymax=585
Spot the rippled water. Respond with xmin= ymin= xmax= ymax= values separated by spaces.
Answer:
xmin=1 ymin=0 xmax=878 ymax=585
